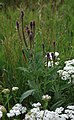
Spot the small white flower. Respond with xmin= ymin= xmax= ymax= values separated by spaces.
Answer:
xmin=42 ymin=94 xmax=51 ymax=101
xmin=12 ymin=87 xmax=19 ymax=91
xmin=0 ymin=111 xmax=2 ymax=118
xmin=67 ymin=105 xmax=74 ymax=110
xmin=15 ymin=110 xmax=21 ymax=116
xmin=7 ymin=103 xmax=27 ymax=118
xmin=21 ymin=107 xmax=27 ymax=114
xmin=55 ymin=107 xmax=64 ymax=114
xmin=55 ymin=52 xmax=59 ymax=57
xmin=7 ymin=111 xmax=15 ymax=117
xmin=7 ymin=113 xmax=11 ymax=118
xmin=32 ymin=102 xmax=41 ymax=108
xmin=31 ymin=107 xmax=40 ymax=113
xmin=0 ymin=105 xmax=7 ymax=113
xmin=2 ymin=88 xmax=10 ymax=94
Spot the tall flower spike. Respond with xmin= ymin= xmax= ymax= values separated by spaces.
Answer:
xmin=22 ymin=49 xmax=27 ymax=63
xmin=42 ymin=43 xmax=45 ymax=55
xmin=26 ymin=26 xmax=30 ymax=36
xmin=47 ymin=53 xmax=50 ymax=59
xmin=32 ymin=21 xmax=35 ymax=35
xmin=21 ymin=11 xmax=28 ymax=48
xmin=16 ymin=21 xmax=22 ymax=45
xmin=21 ymin=11 xmax=24 ymax=18
xmin=16 ymin=21 xmax=19 ymax=29
xmin=29 ymin=31 xmax=33 ymax=50
xmin=30 ymin=21 xmax=33 ymax=30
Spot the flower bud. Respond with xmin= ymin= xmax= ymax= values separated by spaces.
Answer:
xmin=29 ymin=31 xmax=33 ymax=41
xmin=21 ymin=11 xmax=24 ymax=18
xmin=30 ymin=21 xmax=33 ymax=30
xmin=32 ymin=21 xmax=35 ymax=28
xmin=16 ymin=21 xmax=19 ymax=29
xmin=2 ymin=88 xmax=10 ymax=94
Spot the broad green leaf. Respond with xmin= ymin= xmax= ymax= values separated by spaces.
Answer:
xmin=20 ymin=89 xmax=35 ymax=103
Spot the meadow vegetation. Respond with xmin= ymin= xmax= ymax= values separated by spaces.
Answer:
xmin=0 ymin=0 xmax=74 ymax=119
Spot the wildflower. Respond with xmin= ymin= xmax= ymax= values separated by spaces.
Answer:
xmin=57 ymin=59 xmax=74 ymax=83
xmin=0 ymin=105 xmax=7 ymax=113
xmin=7 ymin=103 xmax=27 ymax=118
xmin=29 ymin=31 xmax=34 ymax=49
xmin=31 ymin=107 xmax=40 ymax=113
xmin=0 ymin=111 xmax=2 ymax=119
xmin=12 ymin=87 xmax=19 ymax=92
xmin=16 ymin=21 xmax=19 ymax=29
xmin=30 ymin=21 xmax=32 ymax=30
xmin=55 ymin=107 xmax=64 ymax=114
xmin=45 ymin=52 xmax=60 ymax=68
xmin=57 ymin=70 xmax=64 ymax=77
xmin=21 ymin=107 xmax=27 ymax=114
xmin=21 ymin=11 xmax=24 ymax=18
xmin=42 ymin=43 xmax=45 ymax=55
xmin=7 ymin=112 xmax=15 ymax=118
xmin=26 ymin=26 xmax=30 ymax=36
xmin=24 ymin=103 xmax=74 ymax=120
xmin=67 ymin=105 xmax=74 ymax=110
xmin=32 ymin=102 xmax=41 ymax=108
xmin=2 ymin=88 xmax=10 ymax=94
xmin=42 ymin=94 xmax=51 ymax=101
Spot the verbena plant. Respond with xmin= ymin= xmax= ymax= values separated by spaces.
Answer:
xmin=0 ymin=1 xmax=74 ymax=118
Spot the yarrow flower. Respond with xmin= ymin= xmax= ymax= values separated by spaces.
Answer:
xmin=12 ymin=87 xmax=19 ymax=92
xmin=32 ymin=102 xmax=41 ymax=108
xmin=55 ymin=107 xmax=64 ymax=114
xmin=24 ymin=103 xmax=74 ymax=120
xmin=57 ymin=59 xmax=74 ymax=83
xmin=2 ymin=88 xmax=10 ymax=94
xmin=0 ymin=105 xmax=7 ymax=113
xmin=7 ymin=103 xmax=27 ymax=118
xmin=42 ymin=94 xmax=51 ymax=101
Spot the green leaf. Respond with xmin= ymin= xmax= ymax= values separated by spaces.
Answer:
xmin=50 ymin=100 xmax=64 ymax=110
xmin=5 ymin=96 xmax=12 ymax=106
xmin=16 ymin=67 xmax=29 ymax=73
xmin=20 ymin=89 xmax=35 ymax=103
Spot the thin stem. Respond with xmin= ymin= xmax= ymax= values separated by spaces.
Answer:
xmin=21 ymin=12 xmax=28 ymax=48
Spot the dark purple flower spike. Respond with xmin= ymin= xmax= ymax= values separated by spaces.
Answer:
xmin=21 ymin=11 xmax=28 ymax=48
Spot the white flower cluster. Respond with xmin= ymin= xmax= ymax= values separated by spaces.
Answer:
xmin=24 ymin=104 xmax=74 ymax=120
xmin=32 ymin=102 xmax=41 ymax=108
xmin=42 ymin=94 xmax=51 ymax=101
xmin=57 ymin=59 xmax=74 ymax=83
xmin=7 ymin=103 xmax=27 ymax=118
xmin=1 ymin=86 xmax=19 ymax=94
xmin=0 ymin=105 xmax=7 ymax=118
xmin=45 ymin=52 xmax=60 ymax=67
xmin=12 ymin=87 xmax=19 ymax=91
